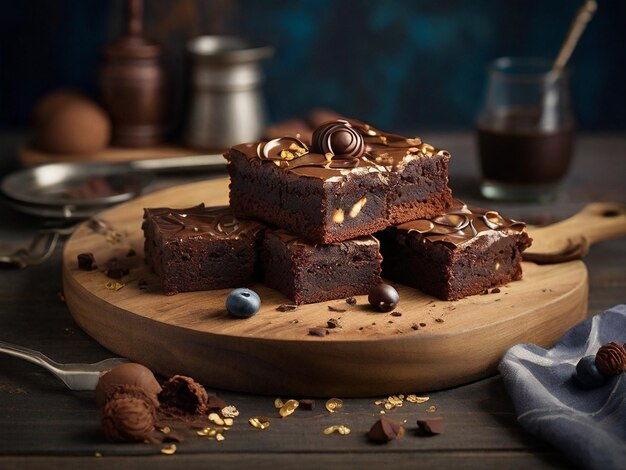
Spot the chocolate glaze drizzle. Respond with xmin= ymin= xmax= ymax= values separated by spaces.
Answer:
xmin=231 ymin=118 xmax=450 ymax=180
xmin=144 ymin=204 xmax=264 ymax=241
xmin=396 ymin=199 xmax=527 ymax=247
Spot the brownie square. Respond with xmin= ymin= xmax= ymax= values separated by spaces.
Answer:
xmin=378 ymin=201 xmax=532 ymax=300
xmin=225 ymin=119 xmax=452 ymax=244
xmin=142 ymin=205 xmax=265 ymax=295
xmin=260 ymin=229 xmax=383 ymax=305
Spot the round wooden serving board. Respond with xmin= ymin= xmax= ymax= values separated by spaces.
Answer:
xmin=62 ymin=179 xmax=626 ymax=396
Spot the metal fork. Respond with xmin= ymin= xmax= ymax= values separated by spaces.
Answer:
xmin=0 ymin=340 xmax=129 ymax=390
xmin=0 ymin=217 xmax=114 ymax=269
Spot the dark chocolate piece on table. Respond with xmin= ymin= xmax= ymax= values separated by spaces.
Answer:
xmin=105 ymin=257 xmax=131 ymax=279
xmin=260 ymin=229 xmax=382 ymax=305
xmin=226 ymin=119 xmax=452 ymax=244
xmin=368 ymin=283 xmax=399 ymax=312
xmin=416 ymin=417 xmax=445 ymax=435
xmin=142 ymin=204 xmax=265 ymax=295
xmin=378 ymin=200 xmax=532 ymax=300
xmin=367 ymin=416 xmax=405 ymax=443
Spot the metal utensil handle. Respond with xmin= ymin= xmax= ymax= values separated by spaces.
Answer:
xmin=0 ymin=340 xmax=65 ymax=374
xmin=130 ymin=154 xmax=225 ymax=173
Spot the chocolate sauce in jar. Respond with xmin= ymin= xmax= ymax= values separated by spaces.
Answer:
xmin=477 ymin=108 xmax=575 ymax=185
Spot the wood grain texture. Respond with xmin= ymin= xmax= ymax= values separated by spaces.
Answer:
xmin=62 ymin=178 xmax=590 ymax=396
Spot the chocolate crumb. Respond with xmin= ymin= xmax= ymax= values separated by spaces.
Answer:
xmin=491 ymin=288 xmax=501 ymax=294
xmin=411 ymin=323 xmax=419 ymax=330
xmin=105 ymin=257 xmax=131 ymax=279
xmin=419 ymin=322 xmax=427 ymax=327
xmin=416 ymin=417 xmax=445 ymax=435
xmin=359 ymin=327 xmax=364 ymax=331
xmin=298 ymin=399 xmax=315 ymax=410
xmin=277 ymin=304 xmax=298 ymax=312
xmin=327 ymin=318 xmax=342 ymax=329
xmin=345 ymin=297 xmax=357 ymax=305
xmin=390 ymin=311 xmax=402 ymax=317
xmin=77 ymin=252 xmax=97 ymax=271
xmin=388 ymin=320 xmax=393 ymax=324
xmin=308 ymin=327 xmax=327 ymax=337
xmin=435 ymin=318 xmax=444 ymax=323
xmin=328 ymin=305 xmax=347 ymax=313
xmin=158 ymin=375 xmax=208 ymax=415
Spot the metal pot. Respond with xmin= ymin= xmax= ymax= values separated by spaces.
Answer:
xmin=184 ymin=36 xmax=273 ymax=150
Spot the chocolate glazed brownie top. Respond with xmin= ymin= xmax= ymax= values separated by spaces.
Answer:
xmin=229 ymin=119 xmax=450 ymax=181
xmin=270 ymin=229 xmax=380 ymax=249
xmin=395 ymin=200 xmax=527 ymax=248
xmin=144 ymin=205 xmax=265 ymax=242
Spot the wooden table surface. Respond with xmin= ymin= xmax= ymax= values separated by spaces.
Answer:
xmin=0 ymin=132 xmax=624 ymax=469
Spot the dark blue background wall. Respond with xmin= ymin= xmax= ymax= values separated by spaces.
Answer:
xmin=1 ymin=0 xmax=624 ymax=131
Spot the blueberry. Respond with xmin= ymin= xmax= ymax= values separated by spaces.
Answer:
xmin=575 ymin=355 xmax=607 ymax=389
xmin=226 ymin=288 xmax=261 ymax=318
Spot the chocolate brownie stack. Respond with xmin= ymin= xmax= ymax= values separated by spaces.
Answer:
xmin=144 ymin=118 xmax=531 ymax=303
xmin=225 ymin=119 xmax=453 ymax=304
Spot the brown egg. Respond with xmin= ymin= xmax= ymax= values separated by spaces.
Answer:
xmin=35 ymin=91 xmax=111 ymax=154
xmin=32 ymin=89 xmax=84 ymax=127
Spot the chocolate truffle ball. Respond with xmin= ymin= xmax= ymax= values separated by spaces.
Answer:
xmin=95 ymin=363 xmax=162 ymax=409
xmin=595 ymin=342 xmax=626 ymax=376
xmin=311 ymin=120 xmax=364 ymax=158
xmin=368 ymin=284 xmax=400 ymax=312
xmin=101 ymin=389 xmax=156 ymax=443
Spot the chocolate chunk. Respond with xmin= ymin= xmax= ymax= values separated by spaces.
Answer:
xmin=346 ymin=297 xmax=357 ymax=305
xmin=419 ymin=322 xmax=427 ymax=327
xmin=277 ymin=304 xmax=298 ymax=312
xmin=158 ymin=375 xmax=209 ymax=415
xmin=105 ymin=257 xmax=131 ymax=279
xmin=368 ymin=284 xmax=400 ymax=312
xmin=367 ymin=416 xmax=405 ymax=443
xmin=491 ymin=288 xmax=501 ymax=294
xmin=435 ymin=318 xmax=444 ymax=323
xmin=298 ymin=399 xmax=315 ymax=410
xmin=390 ymin=311 xmax=402 ymax=317
xmin=308 ymin=327 xmax=327 ymax=337
xmin=416 ymin=417 xmax=445 ymax=435
xmin=77 ymin=252 xmax=96 ymax=271
xmin=411 ymin=323 xmax=419 ymax=330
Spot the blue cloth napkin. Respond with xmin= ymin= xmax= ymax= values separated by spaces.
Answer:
xmin=499 ymin=304 xmax=626 ymax=470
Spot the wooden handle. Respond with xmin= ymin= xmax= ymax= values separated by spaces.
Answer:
xmin=524 ymin=202 xmax=626 ymax=262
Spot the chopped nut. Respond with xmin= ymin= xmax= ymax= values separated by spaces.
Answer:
xmin=221 ymin=405 xmax=239 ymax=418
xmin=279 ymin=399 xmax=299 ymax=418
xmin=406 ymin=395 xmax=429 ymax=404
xmin=274 ymin=398 xmax=284 ymax=409
xmin=105 ymin=281 xmax=124 ymax=291
xmin=160 ymin=444 xmax=176 ymax=455
xmin=426 ymin=405 xmax=437 ymax=413
xmin=323 ymin=424 xmax=351 ymax=435
xmin=349 ymin=196 xmax=367 ymax=218
xmin=208 ymin=412 xmax=225 ymax=426
xmin=248 ymin=417 xmax=270 ymax=430
xmin=223 ymin=417 xmax=234 ymax=427
xmin=325 ymin=398 xmax=343 ymax=413
xmin=332 ymin=208 xmax=345 ymax=224
xmin=495 ymin=262 xmax=501 ymax=271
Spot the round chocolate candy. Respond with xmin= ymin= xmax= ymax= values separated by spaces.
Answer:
xmin=368 ymin=284 xmax=400 ymax=312
xmin=226 ymin=288 xmax=261 ymax=318
xmin=311 ymin=120 xmax=365 ymax=158
xmin=575 ymin=355 xmax=607 ymax=389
